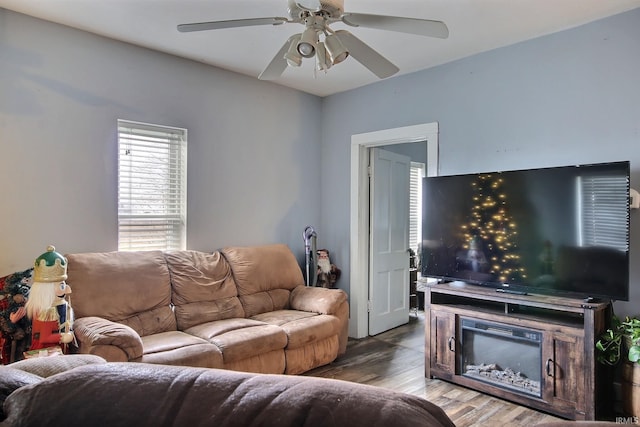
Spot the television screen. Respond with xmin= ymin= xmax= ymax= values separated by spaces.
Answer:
xmin=421 ymin=161 xmax=630 ymax=301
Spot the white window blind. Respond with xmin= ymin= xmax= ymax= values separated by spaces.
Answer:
xmin=409 ymin=162 xmax=425 ymax=256
xmin=580 ymin=175 xmax=629 ymax=251
xmin=117 ymin=120 xmax=187 ymax=251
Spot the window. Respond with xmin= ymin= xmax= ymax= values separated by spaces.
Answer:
xmin=117 ymin=120 xmax=187 ymax=251
xmin=579 ymin=174 xmax=629 ymax=251
xmin=409 ymin=162 xmax=425 ymax=258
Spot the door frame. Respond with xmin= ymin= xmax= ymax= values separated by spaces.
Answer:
xmin=349 ymin=122 xmax=439 ymax=338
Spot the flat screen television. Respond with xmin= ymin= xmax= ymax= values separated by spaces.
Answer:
xmin=421 ymin=161 xmax=630 ymax=301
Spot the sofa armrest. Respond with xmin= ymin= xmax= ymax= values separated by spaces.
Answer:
xmin=290 ymin=286 xmax=348 ymax=315
xmin=8 ymin=354 xmax=106 ymax=378
xmin=73 ymin=317 xmax=143 ymax=361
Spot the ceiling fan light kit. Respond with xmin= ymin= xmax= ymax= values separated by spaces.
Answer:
xmin=324 ymin=33 xmax=348 ymax=64
xmin=284 ymin=34 xmax=303 ymax=67
xmin=178 ymin=0 xmax=448 ymax=80
xmin=298 ymin=26 xmax=318 ymax=57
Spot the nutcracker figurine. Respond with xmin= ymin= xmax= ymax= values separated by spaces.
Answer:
xmin=25 ymin=245 xmax=74 ymax=353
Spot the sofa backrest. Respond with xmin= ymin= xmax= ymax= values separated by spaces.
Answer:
xmin=221 ymin=244 xmax=305 ymax=317
xmin=66 ymin=251 xmax=176 ymax=337
xmin=165 ymin=250 xmax=245 ymax=330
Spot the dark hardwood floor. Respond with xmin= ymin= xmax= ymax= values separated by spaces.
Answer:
xmin=305 ymin=312 xmax=563 ymax=427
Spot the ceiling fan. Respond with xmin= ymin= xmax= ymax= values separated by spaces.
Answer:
xmin=177 ymin=0 xmax=449 ymax=80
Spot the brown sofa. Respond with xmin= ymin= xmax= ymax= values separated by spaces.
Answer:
xmin=65 ymin=244 xmax=349 ymax=375
xmin=0 ymin=356 xmax=456 ymax=427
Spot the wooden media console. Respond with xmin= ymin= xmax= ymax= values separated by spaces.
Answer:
xmin=425 ymin=281 xmax=611 ymax=420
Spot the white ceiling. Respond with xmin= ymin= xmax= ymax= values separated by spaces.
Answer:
xmin=2 ymin=0 xmax=639 ymax=97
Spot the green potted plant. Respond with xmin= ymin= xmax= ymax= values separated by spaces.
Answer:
xmin=596 ymin=315 xmax=640 ymax=417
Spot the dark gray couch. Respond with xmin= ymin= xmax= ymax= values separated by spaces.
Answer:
xmin=1 ymin=355 xmax=455 ymax=427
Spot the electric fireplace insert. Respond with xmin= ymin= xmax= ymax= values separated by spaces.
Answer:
xmin=460 ymin=318 xmax=542 ymax=398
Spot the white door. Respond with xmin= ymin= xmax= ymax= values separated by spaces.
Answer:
xmin=368 ymin=148 xmax=411 ymax=335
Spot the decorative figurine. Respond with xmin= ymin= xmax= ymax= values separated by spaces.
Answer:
xmin=25 ymin=245 xmax=74 ymax=353
xmin=316 ymin=249 xmax=341 ymax=288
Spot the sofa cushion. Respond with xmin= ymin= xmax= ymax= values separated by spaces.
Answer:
xmin=251 ymin=310 xmax=342 ymax=375
xmin=139 ymin=331 xmax=224 ymax=368
xmin=222 ymin=244 xmax=305 ymax=317
xmin=165 ymin=250 xmax=245 ymax=329
xmin=251 ymin=310 xmax=341 ymax=349
xmin=185 ymin=318 xmax=288 ymax=365
xmin=235 ymin=289 xmax=291 ymax=319
xmin=66 ymin=251 xmax=176 ymax=336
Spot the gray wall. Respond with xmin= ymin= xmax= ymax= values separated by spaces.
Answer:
xmin=320 ymin=8 xmax=640 ymax=316
xmin=0 ymin=8 xmax=322 ymax=273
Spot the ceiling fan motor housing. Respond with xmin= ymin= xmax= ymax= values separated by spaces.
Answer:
xmin=288 ymin=0 xmax=344 ymax=19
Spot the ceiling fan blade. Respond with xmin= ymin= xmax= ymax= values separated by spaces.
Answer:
xmin=334 ymin=30 xmax=399 ymax=79
xmin=178 ymin=17 xmax=289 ymax=33
xmin=258 ymin=36 xmax=296 ymax=80
xmin=340 ymin=13 xmax=449 ymax=39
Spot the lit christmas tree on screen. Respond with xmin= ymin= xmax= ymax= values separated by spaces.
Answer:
xmin=460 ymin=174 xmax=526 ymax=283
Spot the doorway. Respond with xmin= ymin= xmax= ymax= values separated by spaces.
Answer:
xmin=349 ymin=122 xmax=439 ymax=338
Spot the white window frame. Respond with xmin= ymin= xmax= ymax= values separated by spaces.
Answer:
xmin=409 ymin=162 xmax=426 ymax=259
xmin=117 ymin=120 xmax=187 ymax=251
